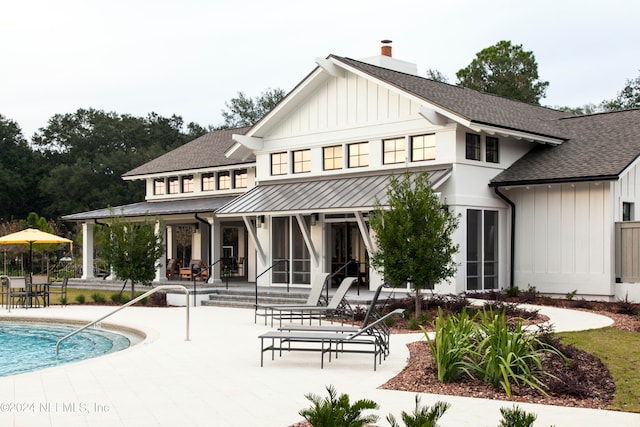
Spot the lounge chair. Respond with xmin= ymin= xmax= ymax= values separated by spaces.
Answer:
xmin=166 ymin=258 xmax=178 ymax=279
xmin=277 ymin=282 xmax=394 ymax=354
xmin=255 ymin=273 xmax=330 ymax=325
xmin=2 ymin=276 xmax=29 ymax=308
xmin=259 ymin=308 xmax=405 ymax=370
xmin=267 ymin=276 xmax=358 ymax=327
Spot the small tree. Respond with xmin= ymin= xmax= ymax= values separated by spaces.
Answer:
xmin=99 ymin=211 xmax=165 ymax=300
xmin=369 ymin=171 xmax=459 ymax=317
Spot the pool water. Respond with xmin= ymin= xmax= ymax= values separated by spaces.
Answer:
xmin=0 ymin=322 xmax=131 ymax=377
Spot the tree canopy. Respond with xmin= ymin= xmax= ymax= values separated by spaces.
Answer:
xmin=456 ymin=40 xmax=549 ymax=105
xmin=369 ymin=172 xmax=459 ymax=316
xmin=29 ymin=108 xmax=204 ymax=219
xmin=601 ymin=70 xmax=640 ymax=111
xmin=220 ymin=88 xmax=286 ymax=127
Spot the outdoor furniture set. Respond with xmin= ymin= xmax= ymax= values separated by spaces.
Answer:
xmin=258 ymin=282 xmax=404 ymax=370
xmin=0 ymin=275 xmax=68 ymax=308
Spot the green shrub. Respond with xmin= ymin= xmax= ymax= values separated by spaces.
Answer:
xmin=498 ymin=405 xmax=537 ymax=427
xmin=387 ymin=395 xmax=450 ymax=427
xmin=424 ymin=307 xmax=476 ymax=382
xmin=75 ymin=294 xmax=85 ymax=304
xmin=298 ymin=385 xmax=379 ymax=427
xmin=407 ymin=313 xmax=430 ymax=330
xmin=111 ymin=293 xmax=124 ymax=303
xmin=506 ymin=286 xmax=520 ymax=298
xmin=565 ymin=289 xmax=578 ymax=301
xmin=91 ymin=292 xmax=106 ymax=304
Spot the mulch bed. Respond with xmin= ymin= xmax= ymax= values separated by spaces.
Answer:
xmin=380 ymin=300 xmax=639 ymax=410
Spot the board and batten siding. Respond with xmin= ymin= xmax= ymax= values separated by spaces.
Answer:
xmin=268 ymin=72 xmax=421 ymax=139
xmin=507 ymin=182 xmax=614 ymax=298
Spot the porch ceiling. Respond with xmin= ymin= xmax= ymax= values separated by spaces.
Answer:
xmin=215 ymin=168 xmax=451 ymax=216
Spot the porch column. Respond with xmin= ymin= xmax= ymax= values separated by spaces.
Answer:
xmin=81 ymin=222 xmax=95 ymax=280
xmin=211 ymin=218 xmax=221 ymax=283
xmin=155 ymin=219 xmax=167 ymax=282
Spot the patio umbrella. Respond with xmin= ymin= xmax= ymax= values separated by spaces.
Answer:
xmin=0 ymin=228 xmax=73 ymax=280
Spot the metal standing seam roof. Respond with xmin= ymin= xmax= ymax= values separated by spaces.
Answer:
xmin=61 ymin=196 xmax=238 ymax=221
xmin=215 ymin=169 xmax=451 ymax=216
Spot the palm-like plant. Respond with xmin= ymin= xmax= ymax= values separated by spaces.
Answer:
xmin=298 ymin=385 xmax=379 ymax=427
xmin=386 ymin=395 xmax=450 ymax=427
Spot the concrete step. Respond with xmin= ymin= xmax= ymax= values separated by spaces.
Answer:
xmin=201 ymin=287 xmax=310 ymax=309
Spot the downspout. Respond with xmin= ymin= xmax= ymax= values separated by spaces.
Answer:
xmin=493 ymin=187 xmax=515 ymax=289
xmin=194 ymin=214 xmax=212 ymax=269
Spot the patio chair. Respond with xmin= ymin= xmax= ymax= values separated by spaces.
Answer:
xmin=179 ymin=259 xmax=201 ymax=280
xmin=30 ymin=274 xmax=50 ymax=307
xmin=47 ymin=277 xmax=68 ymax=306
xmin=268 ymin=276 xmax=358 ymax=327
xmin=255 ymin=273 xmax=330 ymax=325
xmin=166 ymin=258 xmax=178 ymax=279
xmin=4 ymin=276 xmax=29 ymax=308
xmin=259 ymin=308 xmax=405 ymax=370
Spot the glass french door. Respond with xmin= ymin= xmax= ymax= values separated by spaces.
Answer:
xmin=271 ymin=217 xmax=311 ymax=285
xmin=466 ymin=209 xmax=498 ymax=290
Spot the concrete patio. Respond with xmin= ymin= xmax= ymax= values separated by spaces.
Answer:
xmin=0 ymin=301 xmax=638 ymax=427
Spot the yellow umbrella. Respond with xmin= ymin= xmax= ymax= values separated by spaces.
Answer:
xmin=0 ymin=228 xmax=73 ymax=278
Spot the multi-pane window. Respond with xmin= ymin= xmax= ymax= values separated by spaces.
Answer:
xmin=202 ymin=173 xmax=215 ymax=191
xmin=383 ymin=137 xmax=405 ymax=164
xmin=271 ymin=152 xmax=288 ymax=175
xmin=181 ymin=175 xmax=194 ymax=193
xmin=411 ymin=134 xmax=436 ymax=161
xmin=218 ymin=172 xmax=231 ymax=190
xmin=348 ymin=142 xmax=369 ymax=168
xmin=486 ymin=136 xmax=499 ymax=163
xmin=168 ymin=177 xmax=179 ymax=194
xmin=234 ymin=169 xmax=247 ymax=188
xmin=153 ymin=179 xmax=165 ymax=195
xmin=323 ymin=145 xmax=343 ymax=170
xmin=293 ymin=149 xmax=311 ymax=174
xmin=465 ymin=133 xmax=481 ymax=161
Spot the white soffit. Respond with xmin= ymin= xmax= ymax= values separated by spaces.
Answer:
xmin=469 ymin=124 xmax=565 ymax=145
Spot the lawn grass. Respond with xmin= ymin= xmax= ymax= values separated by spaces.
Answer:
xmin=558 ymin=327 xmax=640 ymax=413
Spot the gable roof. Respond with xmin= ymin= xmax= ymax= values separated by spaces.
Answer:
xmin=122 ymin=126 xmax=252 ymax=178
xmin=490 ymin=109 xmax=640 ymax=186
xmin=332 ymin=56 xmax=573 ymax=141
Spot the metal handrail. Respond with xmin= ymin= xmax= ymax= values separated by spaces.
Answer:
xmin=254 ymin=259 xmax=288 ymax=306
xmin=192 ymin=259 xmax=221 ymax=306
xmin=55 ymin=285 xmax=190 ymax=356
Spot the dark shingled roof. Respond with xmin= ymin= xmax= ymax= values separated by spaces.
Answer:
xmin=490 ymin=109 xmax=640 ymax=186
xmin=122 ymin=126 xmax=252 ymax=178
xmin=334 ymin=56 xmax=572 ymax=140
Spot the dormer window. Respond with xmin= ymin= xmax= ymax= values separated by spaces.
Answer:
xmin=411 ymin=134 xmax=436 ymax=161
xmin=168 ymin=177 xmax=179 ymax=194
xmin=348 ymin=142 xmax=369 ymax=168
xmin=182 ymin=175 xmax=194 ymax=193
xmin=218 ymin=172 xmax=231 ymax=190
xmin=383 ymin=137 xmax=405 ymax=164
xmin=154 ymin=179 xmax=165 ymax=195
xmin=234 ymin=169 xmax=247 ymax=188
xmin=293 ymin=149 xmax=311 ymax=173
xmin=202 ymin=173 xmax=214 ymax=191
xmin=271 ymin=152 xmax=288 ymax=175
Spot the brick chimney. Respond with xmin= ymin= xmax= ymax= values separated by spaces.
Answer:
xmin=381 ymin=39 xmax=392 ymax=57
xmin=360 ymin=40 xmax=418 ymax=75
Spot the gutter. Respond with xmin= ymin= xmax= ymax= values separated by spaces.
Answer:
xmin=493 ymin=187 xmax=515 ymax=289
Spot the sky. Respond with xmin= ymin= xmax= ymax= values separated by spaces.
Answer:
xmin=1 ymin=0 xmax=639 ymax=140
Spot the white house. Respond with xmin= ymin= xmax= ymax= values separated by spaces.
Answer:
xmin=63 ymin=43 xmax=640 ymax=301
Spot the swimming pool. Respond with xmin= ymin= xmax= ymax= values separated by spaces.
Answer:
xmin=0 ymin=321 xmax=132 ymax=377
